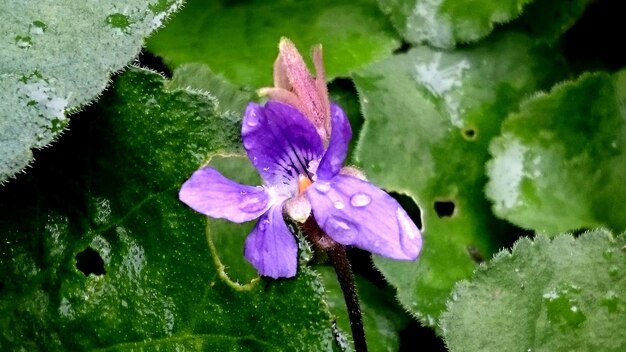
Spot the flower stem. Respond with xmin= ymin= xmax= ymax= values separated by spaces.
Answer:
xmin=302 ymin=217 xmax=368 ymax=352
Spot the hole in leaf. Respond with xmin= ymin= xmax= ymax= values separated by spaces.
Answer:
xmin=463 ymin=128 xmax=477 ymax=140
xmin=466 ymin=245 xmax=485 ymax=263
xmin=393 ymin=40 xmax=412 ymax=54
xmin=434 ymin=200 xmax=455 ymax=218
xmin=389 ymin=192 xmax=422 ymax=229
xmin=75 ymin=247 xmax=105 ymax=276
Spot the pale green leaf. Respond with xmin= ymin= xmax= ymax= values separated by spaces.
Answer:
xmin=442 ymin=229 xmax=626 ymax=352
xmin=352 ymin=32 xmax=567 ymax=327
xmin=0 ymin=0 xmax=182 ymax=183
xmin=486 ymin=70 xmax=626 ymax=234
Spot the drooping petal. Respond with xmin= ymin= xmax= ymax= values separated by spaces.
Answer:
xmin=316 ymin=104 xmax=352 ymax=181
xmin=306 ymin=175 xmax=422 ymax=260
xmin=242 ymin=101 xmax=324 ymax=187
xmin=179 ymin=167 xmax=270 ymax=223
xmin=244 ymin=204 xmax=298 ymax=278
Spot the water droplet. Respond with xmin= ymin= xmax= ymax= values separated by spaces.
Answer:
xmin=314 ymin=182 xmax=331 ymax=194
xmin=106 ymin=13 xmax=130 ymax=31
xmin=30 ymin=20 xmax=47 ymax=35
xmin=609 ymin=265 xmax=619 ymax=278
xmin=246 ymin=112 xmax=259 ymax=126
xmin=542 ymin=285 xmax=586 ymax=328
xmin=334 ymin=201 xmax=345 ymax=210
xmin=396 ymin=208 xmax=417 ymax=240
xmin=325 ymin=216 xmax=357 ymax=242
xmin=601 ymin=291 xmax=618 ymax=313
xmin=259 ymin=218 xmax=270 ymax=231
xmin=262 ymin=167 xmax=270 ymax=172
xmin=239 ymin=194 xmax=266 ymax=213
xmin=15 ymin=35 xmax=32 ymax=49
xmin=350 ymin=193 xmax=371 ymax=207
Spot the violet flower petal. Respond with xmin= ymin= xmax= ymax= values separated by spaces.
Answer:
xmin=244 ymin=204 xmax=298 ymax=278
xmin=179 ymin=166 xmax=270 ymax=223
xmin=316 ymin=103 xmax=352 ymax=181
xmin=307 ymin=175 xmax=422 ymax=260
xmin=242 ymin=101 xmax=324 ymax=186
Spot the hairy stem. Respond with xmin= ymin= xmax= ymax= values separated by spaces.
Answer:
xmin=302 ymin=217 xmax=367 ymax=352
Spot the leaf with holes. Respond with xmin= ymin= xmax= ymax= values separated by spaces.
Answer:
xmin=351 ymin=31 xmax=568 ymax=327
xmin=0 ymin=68 xmax=342 ymax=350
xmin=0 ymin=0 xmax=182 ymax=183
xmin=377 ymin=0 xmax=533 ymax=48
xmin=441 ymin=229 xmax=626 ymax=352
xmin=147 ymin=0 xmax=399 ymax=87
xmin=486 ymin=70 xmax=626 ymax=234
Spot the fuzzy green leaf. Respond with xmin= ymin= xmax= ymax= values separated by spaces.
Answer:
xmin=486 ymin=70 xmax=626 ymax=234
xmin=0 ymin=0 xmax=182 ymax=183
xmin=442 ymin=229 xmax=626 ymax=352
xmin=0 ymin=68 xmax=340 ymax=351
xmin=147 ymin=0 xmax=400 ymax=87
xmin=352 ymin=32 xmax=567 ymax=327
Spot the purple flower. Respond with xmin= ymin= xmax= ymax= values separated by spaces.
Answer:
xmin=179 ymin=100 xmax=422 ymax=278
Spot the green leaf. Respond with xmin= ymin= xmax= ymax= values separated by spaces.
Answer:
xmin=0 ymin=0 xmax=182 ymax=183
xmin=377 ymin=0 xmax=532 ymax=48
xmin=318 ymin=266 xmax=410 ymax=352
xmin=351 ymin=32 xmax=568 ymax=327
xmin=147 ymin=0 xmax=400 ymax=87
xmin=509 ymin=0 xmax=592 ymax=44
xmin=486 ymin=70 xmax=626 ymax=234
xmin=441 ymin=229 xmax=626 ymax=352
xmin=0 ymin=68 xmax=340 ymax=350
xmin=168 ymin=63 xmax=257 ymax=114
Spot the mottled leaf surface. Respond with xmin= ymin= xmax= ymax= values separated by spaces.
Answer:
xmin=0 ymin=68 xmax=339 ymax=351
xmin=486 ymin=70 xmax=626 ymax=234
xmin=352 ymin=32 xmax=567 ymax=326
xmin=0 ymin=0 xmax=181 ymax=183
xmin=377 ymin=0 xmax=532 ymax=48
xmin=442 ymin=229 xmax=626 ymax=352
xmin=147 ymin=0 xmax=400 ymax=87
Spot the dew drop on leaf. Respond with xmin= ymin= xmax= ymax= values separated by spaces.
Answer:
xmin=106 ymin=13 xmax=131 ymax=31
xmin=15 ymin=35 xmax=32 ymax=49
xmin=30 ymin=20 xmax=47 ymax=35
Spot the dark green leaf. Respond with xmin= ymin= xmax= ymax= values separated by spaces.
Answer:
xmin=0 ymin=68 xmax=340 ymax=351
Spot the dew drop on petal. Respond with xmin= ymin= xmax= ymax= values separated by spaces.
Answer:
xmin=326 ymin=216 xmax=357 ymax=242
xmin=314 ymin=182 xmax=331 ymax=194
xmin=246 ymin=111 xmax=259 ymax=127
xmin=259 ymin=218 xmax=270 ymax=231
xmin=240 ymin=190 xmax=248 ymax=195
xmin=334 ymin=201 xmax=345 ymax=209
xmin=396 ymin=207 xmax=417 ymax=239
xmin=350 ymin=193 xmax=371 ymax=207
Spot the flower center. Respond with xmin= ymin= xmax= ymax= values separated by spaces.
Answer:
xmin=297 ymin=174 xmax=313 ymax=194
